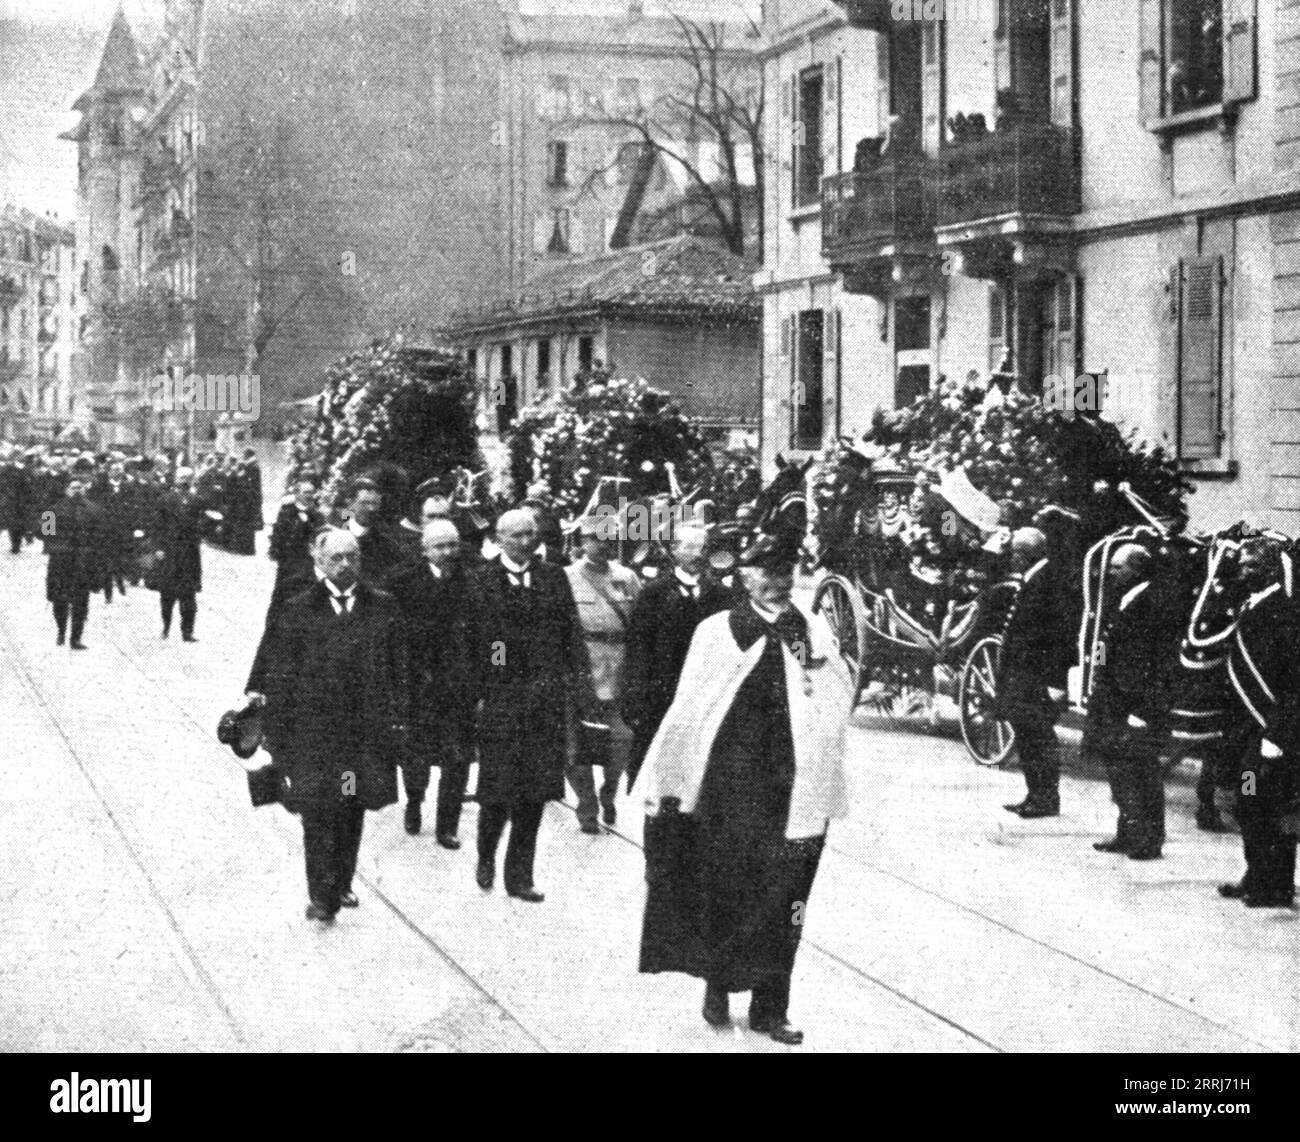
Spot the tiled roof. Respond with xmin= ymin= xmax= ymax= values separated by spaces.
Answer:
xmin=448 ymin=234 xmax=758 ymax=333
xmin=73 ymin=5 xmax=143 ymax=109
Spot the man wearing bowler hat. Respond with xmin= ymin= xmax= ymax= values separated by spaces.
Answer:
xmin=249 ymin=528 xmax=409 ymax=923
xmin=639 ymin=526 xmax=851 ymax=1044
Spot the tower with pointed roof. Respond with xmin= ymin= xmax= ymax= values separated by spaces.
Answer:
xmin=62 ymin=4 xmax=146 ymax=447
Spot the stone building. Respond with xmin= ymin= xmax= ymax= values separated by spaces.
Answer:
xmin=760 ymin=0 xmax=1300 ymax=533
xmin=448 ymin=232 xmax=760 ymax=475
xmin=0 ymin=206 xmax=77 ymax=442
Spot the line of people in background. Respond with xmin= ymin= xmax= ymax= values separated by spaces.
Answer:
xmin=0 ymin=443 xmax=262 ymax=649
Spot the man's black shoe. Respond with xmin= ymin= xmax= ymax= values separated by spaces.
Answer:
xmin=182 ymin=634 xmax=198 ymax=643
xmin=69 ymin=641 xmax=87 ymax=651
xmin=476 ymin=861 xmax=494 ymax=891
xmin=56 ymin=632 xmax=65 ymax=646
xmin=1218 ymin=881 xmax=1248 ymax=899
xmin=579 ymin=820 xmax=601 ymax=835
xmin=1093 ymin=837 xmax=1128 ymax=853
xmin=507 ymin=886 xmax=545 ymax=903
xmin=1003 ymin=799 xmax=1029 ymax=814
xmin=305 ymin=903 xmax=335 ymax=923
xmin=750 ymin=1015 xmax=804 ymax=1045
xmin=338 ymin=891 xmax=359 ymax=908
xmin=601 ymin=800 xmax=617 ymax=827
xmin=1127 ymin=847 xmax=1162 ymax=861
xmin=436 ymin=833 xmax=461 ymax=850
xmin=702 ymin=986 xmax=730 ymax=1028
xmin=1244 ymin=893 xmax=1296 ymax=909
xmin=404 ymin=801 xmax=422 ymax=835
xmin=1016 ymin=802 xmax=1059 ymax=819
xmin=161 ymin=626 xmax=169 ymax=639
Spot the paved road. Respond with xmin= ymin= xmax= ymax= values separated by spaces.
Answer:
xmin=0 ymin=519 xmax=1295 ymax=1052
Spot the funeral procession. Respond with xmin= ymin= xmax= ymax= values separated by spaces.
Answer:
xmin=4 ymin=0 xmax=1300 ymax=1070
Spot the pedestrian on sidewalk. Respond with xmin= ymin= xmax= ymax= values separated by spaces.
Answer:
xmin=149 ymin=467 xmax=205 ymax=642
xmin=638 ymin=529 xmax=851 ymax=1045
xmin=383 ymin=518 xmax=474 ymax=845
xmin=565 ymin=515 xmax=641 ymax=833
xmin=250 ymin=528 xmax=409 ymax=923
xmin=464 ymin=508 xmax=593 ymax=903
xmin=44 ymin=456 xmax=106 ymax=650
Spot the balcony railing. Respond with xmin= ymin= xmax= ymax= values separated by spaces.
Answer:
xmin=822 ymin=152 xmax=935 ymax=264
xmin=936 ymin=121 xmax=1079 ymax=230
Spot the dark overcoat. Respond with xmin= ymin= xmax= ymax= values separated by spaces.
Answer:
xmin=259 ymin=580 xmax=408 ymax=813
xmin=995 ymin=558 xmax=1068 ymax=719
xmin=150 ymin=490 xmax=204 ymax=596
xmin=268 ymin=502 xmax=323 ymax=581
xmin=0 ymin=463 xmax=30 ymax=529
xmin=44 ymin=494 xmax=108 ymax=602
xmin=383 ymin=559 xmax=474 ymax=757
xmin=465 ymin=557 xmax=588 ymax=806
xmin=622 ymin=572 xmax=732 ymax=772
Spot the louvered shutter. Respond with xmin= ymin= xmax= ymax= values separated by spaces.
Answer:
xmin=1178 ymin=256 xmax=1223 ymax=459
xmin=1049 ymin=0 xmax=1075 ymax=128
xmin=993 ymin=1 xmax=1011 ymax=99
xmin=825 ymin=307 xmax=842 ymax=436
xmin=922 ymin=20 xmax=942 ymax=153
xmin=791 ymin=76 xmax=801 ymax=202
xmin=1137 ymin=0 xmax=1163 ymax=124
xmin=876 ymin=31 xmax=891 ymax=141
xmin=1223 ymin=0 xmax=1257 ymax=104
xmin=824 ymin=58 xmax=839 ymax=178
xmin=988 ymin=283 xmax=1007 ymax=374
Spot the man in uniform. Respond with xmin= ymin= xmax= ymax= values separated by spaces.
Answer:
xmin=564 ymin=515 xmax=642 ymax=832
xmin=1223 ymin=545 xmax=1300 ymax=908
xmin=249 ymin=529 xmax=409 ymax=922
xmin=997 ymin=528 xmax=1067 ymax=818
xmin=384 ymin=518 xmax=474 ymax=845
xmin=1084 ymin=543 xmax=1179 ymax=860
xmin=465 ymin=508 xmax=591 ymax=902
xmin=622 ymin=524 xmax=731 ymax=790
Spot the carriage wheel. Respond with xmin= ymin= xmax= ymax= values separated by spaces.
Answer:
xmin=959 ymin=636 xmax=1016 ymax=766
xmin=812 ymin=575 xmax=868 ymax=705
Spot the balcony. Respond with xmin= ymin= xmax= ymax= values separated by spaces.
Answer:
xmin=822 ymin=152 xmax=938 ymax=294
xmin=935 ymin=121 xmax=1079 ymax=278
xmin=0 ymin=275 xmax=21 ymax=306
xmin=935 ymin=119 xmax=1076 ymax=280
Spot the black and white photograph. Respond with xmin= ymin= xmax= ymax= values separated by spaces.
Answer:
xmin=0 ymin=0 xmax=1293 ymax=1107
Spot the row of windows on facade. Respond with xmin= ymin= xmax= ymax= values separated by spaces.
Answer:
xmin=466 ymin=336 xmax=597 ymax=431
xmin=783 ymin=0 xmax=1253 ymax=209
xmin=544 ymin=139 xmax=664 ymax=189
xmin=775 ymin=256 xmax=1225 ymax=462
xmin=538 ymin=76 xmax=645 ymax=123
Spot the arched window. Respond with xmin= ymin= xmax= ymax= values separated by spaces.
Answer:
xmin=102 ymin=245 xmax=119 ymax=273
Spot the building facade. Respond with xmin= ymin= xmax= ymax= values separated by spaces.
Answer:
xmin=0 ymin=206 xmax=77 ymax=442
xmin=761 ymin=0 xmax=1300 ymax=533
xmin=449 ymin=233 xmax=760 ymax=478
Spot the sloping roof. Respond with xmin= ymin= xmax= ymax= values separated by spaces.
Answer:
xmin=72 ymin=5 xmax=144 ymax=110
xmin=448 ymin=234 xmax=758 ymax=335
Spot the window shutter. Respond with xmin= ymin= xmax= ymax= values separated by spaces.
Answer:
xmin=1137 ymin=0 xmax=1163 ymax=124
xmin=1049 ymin=0 xmax=1075 ymax=128
xmin=876 ymin=31 xmax=891 ymax=139
xmin=1052 ymin=276 xmax=1075 ymax=388
xmin=824 ymin=59 xmax=838 ymax=177
xmin=1223 ymin=0 xmax=1257 ymax=105
xmin=922 ymin=21 xmax=943 ymax=153
xmin=988 ymin=283 xmax=1006 ymax=374
xmin=993 ymin=5 xmax=1011 ymax=99
xmin=1178 ymin=256 xmax=1223 ymax=459
xmin=825 ymin=307 xmax=842 ymax=436
xmin=1073 ymin=272 xmax=1084 ymax=381
xmin=791 ymin=77 xmax=801 ymax=202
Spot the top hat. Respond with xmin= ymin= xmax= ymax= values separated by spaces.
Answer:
xmin=738 ymin=528 xmax=802 ymax=571
xmin=217 ymin=701 xmax=265 ymax=760
xmin=71 ymin=456 xmax=95 ymax=475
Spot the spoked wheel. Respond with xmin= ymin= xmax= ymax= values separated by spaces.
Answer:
xmin=959 ymin=635 xmax=1016 ymax=766
xmin=812 ymin=574 xmax=868 ymax=706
